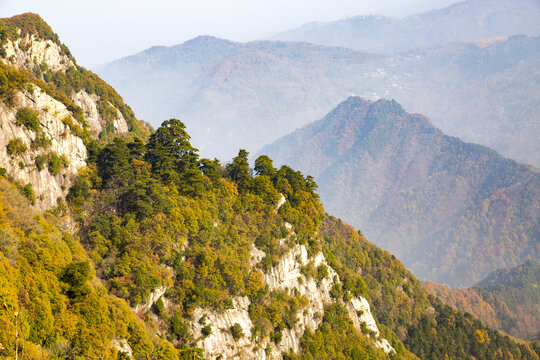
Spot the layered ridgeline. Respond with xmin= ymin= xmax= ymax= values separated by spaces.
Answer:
xmin=259 ymin=97 xmax=540 ymax=288
xmin=1 ymin=14 xmax=539 ymax=360
xmin=424 ymin=261 xmax=540 ymax=341
xmin=271 ymin=0 xmax=540 ymax=53
xmin=0 ymin=13 xmax=150 ymax=210
xmin=97 ymin=34 xmax=540 ymax=166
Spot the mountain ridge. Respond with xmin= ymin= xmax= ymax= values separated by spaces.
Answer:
xmin=98 ymin=34 xmax=540 ymax=165
xmin=260 ymin=96 xmax=540 ymax=287
xmin=424 ymin=260 xmax=540 ymax=340
xmin=270 ymin=0 xmax=540 ymax=53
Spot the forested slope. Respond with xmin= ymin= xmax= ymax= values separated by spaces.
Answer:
xmin=424 ymin=261 xmax=540 ymax=340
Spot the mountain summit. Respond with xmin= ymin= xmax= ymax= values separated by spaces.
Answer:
xmin=260 ymin=97 xmax=540 ymax=287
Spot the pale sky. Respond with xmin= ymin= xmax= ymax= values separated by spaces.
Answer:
xmin=1 ymin=0 xmax=457 ymax=68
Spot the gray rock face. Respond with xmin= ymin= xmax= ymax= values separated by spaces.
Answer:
xmin=0 ymin=86 xmax=87 ymax=210
xmin=185 ymin=230 xmax=393 ymax=359
xmin=71 ymin=91 xmax=129 ymax=137
xmin=72 ymin=90 xmax=103 ymax=136
xmin=1 ymin=35 xmax=75 ymax=72
xmin=0 ymin=26 xmax=134 ymax=211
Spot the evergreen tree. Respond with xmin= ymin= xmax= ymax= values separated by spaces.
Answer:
xmin=199 ymin=158 xmax=222 ymax=185
xmin=254 ymin=155 xmax=276 ymax=178
xmin=227 ymin=149 xmax=252 ymax=192
xmin=145 ymin=119 xmax=203 ymax=196
xmin=97 ymin=137 xmax=132 ymax=186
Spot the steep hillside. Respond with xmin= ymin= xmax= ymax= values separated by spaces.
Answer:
xmin=424 ymin=260 xmax=540 ymax=341
xmin=98 ymin=35 xmax=540 ymax=166
xmin=260 ymin=97 xmax=540 ymax=287
xmin=59 ymin=118 xmax=539 ymax=359
xmin=271 ymin=0 xmax=540 ymax=53
xmin=0 ymin=176 xmax=160 ymax=359
xmin=0 ymin=13 xmax=150 ymax=210
xmin=2 ymin=116 xmax=538 ymax=358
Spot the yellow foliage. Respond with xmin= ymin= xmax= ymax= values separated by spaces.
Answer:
xmin=475 ymin=329 xmax=485 ymax=343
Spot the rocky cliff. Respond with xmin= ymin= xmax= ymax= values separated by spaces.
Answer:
xmin=145 ymin=219 xmax=395 ymax=360
xmin=0 ymin=13 xmax=147 ymax=210
xmin=0 ymin=16 xmax=130 ymax=139
xmin=0 ymin=84 xmax=86 ymax=210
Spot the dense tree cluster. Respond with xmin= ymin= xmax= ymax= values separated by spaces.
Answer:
xmin=0 ymin=178 xmax=157 ymax=359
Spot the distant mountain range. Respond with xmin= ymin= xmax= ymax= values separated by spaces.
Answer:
xmin=424 ymin=260 xmax=540 ymax=341
xmin=259 ymin=97 xmax=540 ymax=287
xmin=97 ymin=34 xmax=540 ymax=166
xmin=271 ymin=0 xmax=540 ymax=53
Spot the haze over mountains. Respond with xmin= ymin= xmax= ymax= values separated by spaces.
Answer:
xmin=6 ymin=13 xmax=540 ymax=359
xmin=260 ymin=97 xmax=540 ymax=288
xmin=98 ymin=8 xmax=540 ymax=165
xmin=271 ymin=0 xmax=540 ymax=53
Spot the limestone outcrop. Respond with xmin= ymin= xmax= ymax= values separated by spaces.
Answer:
xmin=184 ymin=224 xmax=394 ymax=359
xmin=0 ymin=86 xmax=87 ymax=210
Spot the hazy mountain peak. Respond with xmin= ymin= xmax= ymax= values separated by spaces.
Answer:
xmin=261 ymin=97 xmax=539 ymax=287
xmin=184 ymin=34 xmax=232 ymax=45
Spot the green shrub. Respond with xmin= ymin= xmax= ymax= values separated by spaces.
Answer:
xmin=43 ymin=69 xmax=52 ymax=82
xmin=21 ymin=183 xmax=35 ymax=204
xmin=35 ymin=154 xmax=47 ymax=171
xmin=198 ymin=314 xmax=208 ymax=325
xmin=0 ymin=167 xmax=6 ymax=177
xmin=62 ymin=116 xmax=84 ymax=137
xmin=271 ymin=330 xmax=283 ymax=344
xmin=15 ymin=107 xmax=40 ymax=131
xmin=330 ymin=283 xmax=343 ymax=299
xmin=32 ymin=65 xmax=42 ymax=79
xmin=152 ymin=297 xmax=165 ymax=318
xmin=60 ymin=261 xmax=92 ymax=299
xmin=31 ymin=131 xmax=51 ymax=149
xmin=47 ymin=152 xmax=68 ymax=175
xmin=201 ymin=325 xmax=212 ymax=337
xmin=170 ymin=312 xmax=191 ymax=342
xmin=6 ymin=138 xmax=27 ymax=156
xmin=231 ymin=323 xmax=243 ymax=340
xmin=300 ymin=261 xmax=317 ymax=279
xmin=316 ymin=264 xmax=329 ymax=282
